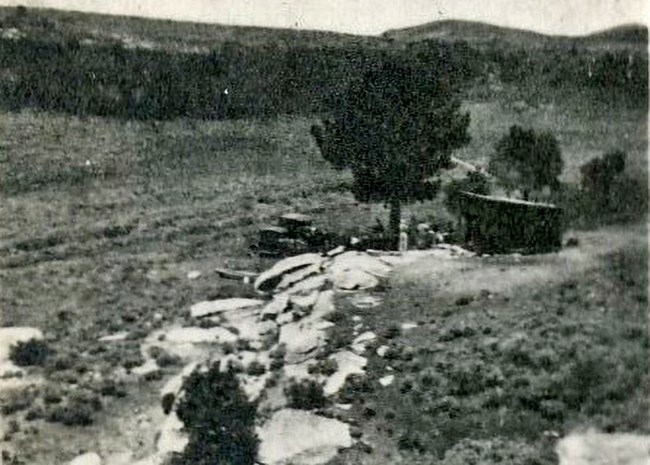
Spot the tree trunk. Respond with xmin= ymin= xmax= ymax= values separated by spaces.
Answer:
xmin=388 ymin=196 xmax=401 ymax=251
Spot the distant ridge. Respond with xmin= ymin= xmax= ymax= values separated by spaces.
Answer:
xmin=382 ymin=19 xmax=648 ymax=49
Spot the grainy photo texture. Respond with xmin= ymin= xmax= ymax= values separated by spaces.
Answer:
xmin=0 ymin=1 xmax=647 ymax=464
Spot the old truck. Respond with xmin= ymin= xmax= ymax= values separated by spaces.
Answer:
xmin=252 ymin=213 xmax=337 ymax=257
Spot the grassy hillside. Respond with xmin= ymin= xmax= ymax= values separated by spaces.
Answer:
xmin=0 ymin=6 xmax=646 ymax=120
xmin=384 ymin=19 xmax=648 ymax=50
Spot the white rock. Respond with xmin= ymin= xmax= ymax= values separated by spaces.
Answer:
xmin=254 ymin=253 xmax=324 ymax=293
xmin=331 ymin=269 xmax=379 ymax=291
xmin=261 ymin=293 xmax=290 ymax=319
xmin=277 ymin=264 xmax=321 ymax=291
xmin=69 ymin=452 xmax=102 ymax=465
xmin=131 ymin=359 xmax=160 ymax=378
xmin=326 ymin=246 xmax=346 ymax=257
xmin=351 ymin=332 xmax=377 ymax=354
xmin=290 ymin=291 xmax=320 ymax=310
xmin=401 ymin=322 xmax=418 ymax=331
xmin=379 ymin=375 xmax=395 ymax=387
xmin=164 ymin=327 xmax=237 ymax=345
xmin=352 ymin=316 xmax=363 ymax=322
xmin=279 ymin=322 xmax=328 ymax=361
xmin=277 ymin=312 xmax=295 ymax=325
xmin=98 ymin=332 xmax=128 ymax=342
xmin=187 ymin=270 xmax=202 ymax=280
xmin=376 ymin=345 xmax=389 ymax=357
xmin=156 ymin=412 xmax=188 ymax=454
xmin=190 ymin=298 xmax=264 ymax=318
xmin=329 ymin=252 xmax=392 ymax=278
xmin=0 ymin=327 xmax=43 ymax=361
xmin=286 ymin=274 xmax=328 ymax=296
xmin=257 ymin=409 xmax=352 ymax=465
xmin=556 ymin=430 xmax=650 ymax=465
xmin=349 ymin=294 xmax=382 ymax=309
xmin=335 ymin=403 xmax=353 ymax=410
xmin=309 ymin=290 xmax=336 ymax=321
xmin=323 ymin=351 xmax=367 ymax=396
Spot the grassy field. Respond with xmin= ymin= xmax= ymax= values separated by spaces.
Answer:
xmin=0 ymin=76 xmax=647 ymax=463
xmin=331 ymin=225 xmax=648 ymax=464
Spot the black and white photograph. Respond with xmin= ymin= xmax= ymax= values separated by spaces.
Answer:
xmin=0 ymin=1 xmax=647 ymax=464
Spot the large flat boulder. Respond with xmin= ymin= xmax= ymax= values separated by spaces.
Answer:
xmin=330 ymin=268 xmax=379 ymax=291
xmin=190 ymin=298 xmax=264 ymax=318
xmin=277 ymin=264 xmax=322 ymax=292
xmin=257 ymin=409 xmax=352 ymax=465
xmin=255 ymin=254 xmax=324 ymax=294
xmin=164 ymin=327 xmax=238 ymax=345
xmin=556 ymin=430 xmax=650 ymax=465
xmin=279 ymin=321 xmax=332 ymax=363
xmin=328 ymin=252 xmax=392 ymax=278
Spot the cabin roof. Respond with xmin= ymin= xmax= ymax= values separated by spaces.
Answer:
xmin=459 ymin=191 xmax=561 ymax=210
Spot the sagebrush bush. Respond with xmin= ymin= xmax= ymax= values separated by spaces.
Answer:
xmin=284 ymin=379 xmax=328 ymax=410
xmin=9 ymin=338 xmax=50 ymax=366
xmin=172 ymin=364 xmax=259 ymax=465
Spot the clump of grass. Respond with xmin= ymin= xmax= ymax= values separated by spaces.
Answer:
xmin=46 ymin=391 xmax=102 ymax=426
xmin=9 ymin=339 xmax=50 ymax=366
xmin=308 ymin=358 xmax=338 ymax=376
xmin=246 ymin=361 xmax=267 ymax=376
xmin=284 ymin=379 xmax=328 ymax=410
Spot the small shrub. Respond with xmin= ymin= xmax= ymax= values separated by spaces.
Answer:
xmin=173 ymin=364 xmax=259 ymax=465
xmin=381 ymin=324 xmax=401 ymax=340
xmin=308 ymin=358 xmax=338 ymax=376
xmin=46 ymin=392 xmax=99 ymax=426
xmin=246 ymin=361 xmax=267 ymax=376
xmin=284 ymin=379 xmax=328 ymax=410
xmin=9 ymin=339 xmax=50 ymax=366
xmin=338 ymin=374 xmax=374 ymax=404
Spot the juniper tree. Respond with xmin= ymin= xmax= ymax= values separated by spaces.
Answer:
xmin=311 ymin=59 xmax=471 ymax=249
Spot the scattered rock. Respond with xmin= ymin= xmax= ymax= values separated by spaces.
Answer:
xmin=326 ymin=246 xmax=346 ymax=257
xmin=379 ymin=375 xmax=395 ymax=387
xmin=186 ymin=270 xmax=202 ymax=280
xmin=277 ymin=264 xmax=322 ymax=291
xmin=556 ymin=430 xmax=650 ymax=465
xmin=190 ymin=298 xmax=264 ymax=318
xmin=324 ymin=351 xmax=367 ymax=396
xmin=290 ymin=291 xmax=320 ymax=310
xmin=261 ymin=294 xmax=291 ymax=320
xmin=329 ymin=252 xmax=392 ymax=278
xmin=131 ymin=359 xmax=160 ymax=379
xmin=349 ymin=294 xmax=383 ymax=309
xmin=331 ymin=269 xmax=379 ymax=291
xmin=279 ymin=321 xmax=332 ymax=362
xmin=309 ymin=290 xmax=336 ymax=320
xmin=164 ymin=327 xmax=238 ymax=345
xmin=376 ymin=345 xmax=389 ymax=357
xmin=254 ymin=253 xmax=324 ymax=294
xmin=98 ymin=332 xmax=128 ymax=342
xmin=257 ymin=409 xmax=352 ymax=465
xmin=351 ymin=332 xmax=377 ymax=354
xmin=69 ymin=452 xmax=102 ymax=465
xmin=286 ymin=275 xmax=328 ymax=296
